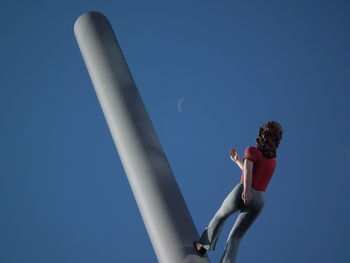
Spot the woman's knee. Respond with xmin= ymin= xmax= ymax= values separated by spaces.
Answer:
xmin=228 ymin=224 xmax=247 ymax=241
xmin=215 ymin=210 xmax=231 ymax=221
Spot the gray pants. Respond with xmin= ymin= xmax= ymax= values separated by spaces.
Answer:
xmin=199 ymin=182 xmax=265 ymax=263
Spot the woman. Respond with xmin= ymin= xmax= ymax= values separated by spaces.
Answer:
xmin=194 ymin=120 xmax=283 ymax=263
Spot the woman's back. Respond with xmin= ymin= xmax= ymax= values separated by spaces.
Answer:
xmin=240 ymin=146 xmax=276 ymax=191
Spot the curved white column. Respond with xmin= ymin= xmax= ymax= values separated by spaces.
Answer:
xmin=74 ymin=11 xmax=210 ymax=263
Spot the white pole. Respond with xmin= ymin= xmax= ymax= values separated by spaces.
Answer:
xmin=74 ymin=11 xmax=210 ymax=263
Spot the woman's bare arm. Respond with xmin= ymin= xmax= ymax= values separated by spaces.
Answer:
xmin=234 ymin=159 xmax=244 ymax=170
xmin=242 ymin=159 xmax=253 ymax=205
xmin=229 ymin=148 xmax=243 ymax=170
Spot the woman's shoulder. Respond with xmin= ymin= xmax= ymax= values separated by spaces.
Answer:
xmin=249 ymin=145 xmax=276 ymax=161
xmin=244 ymin=146 xmax=261 ymax=158
xmin=246 ymin=145 xmax=259 ymax=152
xmin=245 ymin=145 xmax=257 ymax=149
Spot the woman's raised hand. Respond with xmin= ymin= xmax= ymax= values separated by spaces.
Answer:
xmin=229 ymin=148 xmax=240 ymax=162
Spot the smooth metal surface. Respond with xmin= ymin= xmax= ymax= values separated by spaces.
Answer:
xmin=74 ymin=11 xmax=210 ymax=263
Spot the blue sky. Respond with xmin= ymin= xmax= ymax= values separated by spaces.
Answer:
xmin=1 ymin=0 xmax=350 ymax=262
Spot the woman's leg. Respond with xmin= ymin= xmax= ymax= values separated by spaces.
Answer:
xmin=198 ymin=183 xmax=244 ymax=251
xmin=219 ymin=188 xmax=265 ymax=263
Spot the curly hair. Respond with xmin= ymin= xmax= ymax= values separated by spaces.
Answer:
xmin=256 ymin=120 xmax=283 ymax=159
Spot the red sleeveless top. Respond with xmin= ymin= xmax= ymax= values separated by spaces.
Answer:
xmin=240 ymin=146 xmax=276 ymax=191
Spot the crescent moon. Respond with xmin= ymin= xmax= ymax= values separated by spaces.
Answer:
xmin=177 ymin=97 xmax=185 ymax=112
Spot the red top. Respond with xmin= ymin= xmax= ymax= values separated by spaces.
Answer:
xmin=240 ymin=146 xmax=276 ymax=192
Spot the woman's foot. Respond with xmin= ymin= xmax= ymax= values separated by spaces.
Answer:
xmin=193 ymin=241 xmax=207 ymax=255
